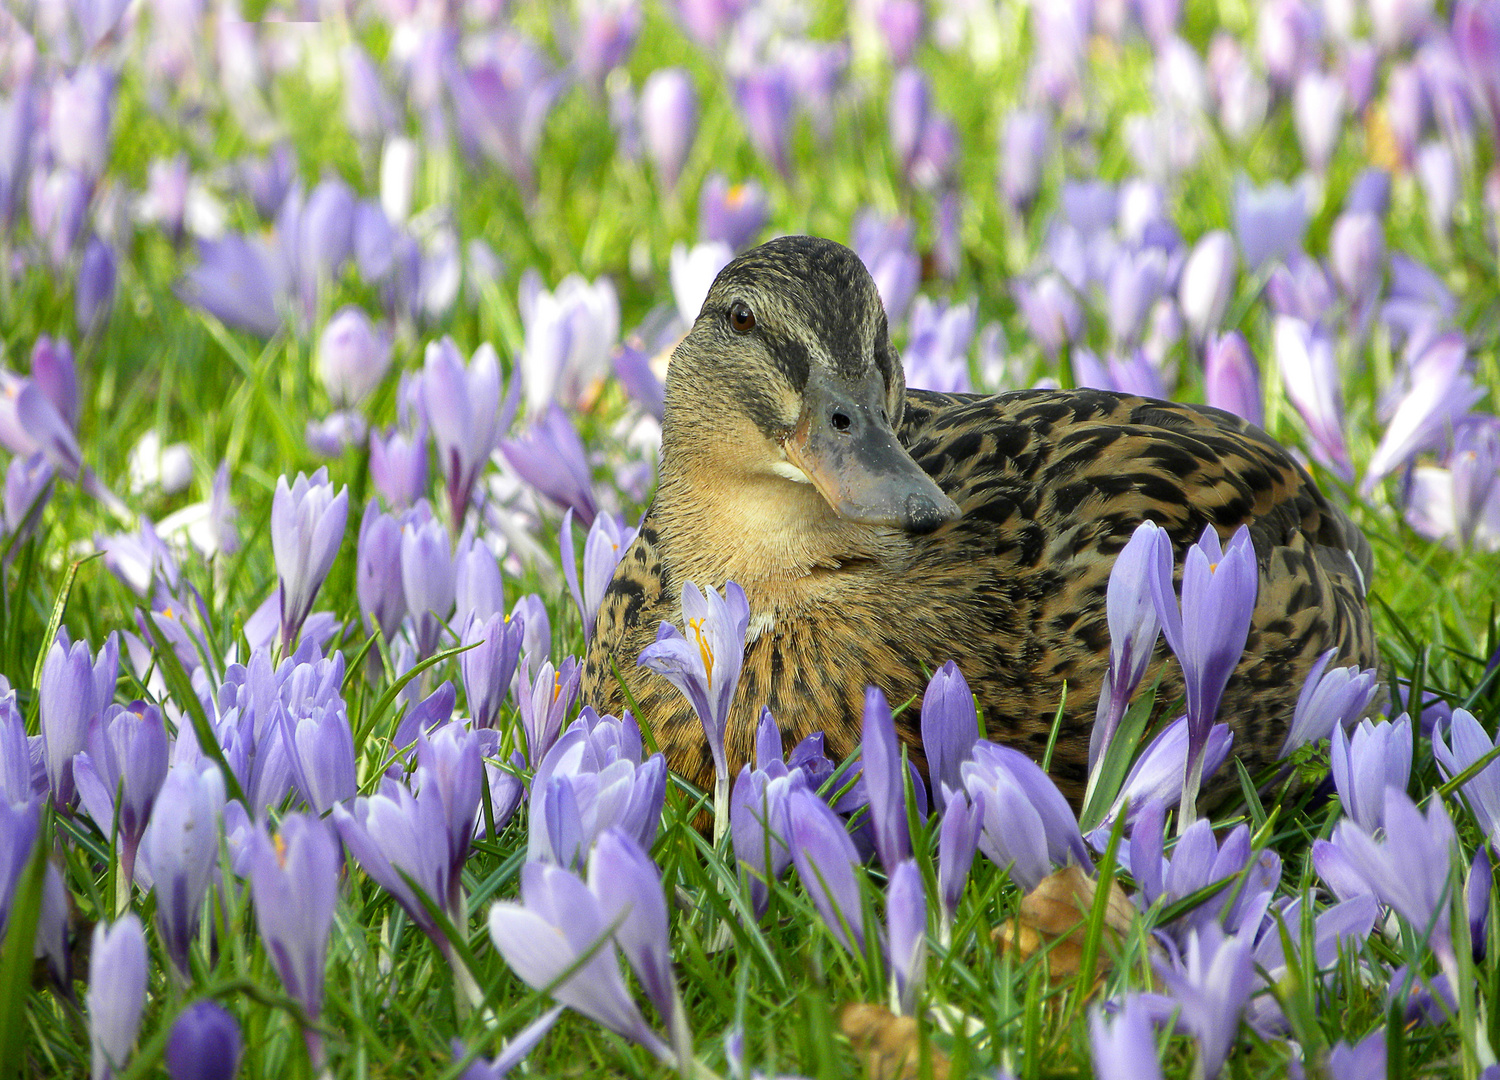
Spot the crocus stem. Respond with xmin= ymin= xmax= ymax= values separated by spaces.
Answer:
xmin=114 ymin=855 xmax=131 ymax=918
xmin=1177 ymin=737 xmax=1207 ymax=836
xmin=712 ymin=774 xmax=730 ymax=848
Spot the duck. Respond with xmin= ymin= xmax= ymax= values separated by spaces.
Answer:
xmin=580 ymin=235 xmax=1377 ymax=806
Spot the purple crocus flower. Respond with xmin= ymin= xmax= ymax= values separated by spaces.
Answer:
xmin=420 ymin=338 xmax=513 ymax=529
xmin=1329 ymin=211 xmax=1385 ymax=314
xmin=1089 ymin=521 xmax=1165 ymax=778
xmin=638 ymin=580 xmax=751 ymax=834
xmin=0 ymin=687 xmax=33 ymax=805
xmin=73 ymin=701 xmax=169 ymax=890
xmin=961 ymin=741 xmax=1092 ymax=890
xmin=1433 ymin=708 xmax=1500 ymax=841
xmin=316 ymin=307 xmax=391 ymax=408
xmin=1012 ymin=274 xmax=1082 ymax=358
xmin=862 ymin=686 xmax=926 ymax=875
xmin=400 ymin=508 xmax=457 ymax=657
xmin=641 ymin=68 xmax=697 ymax=192
xmin=1332 ymin=788 xmax=1461 ymax=977
xmin=178 ymin=233 xmax=286 ymax=338
xmin=920 ymin=661 xmax=980 ymax=804
xmin=1089 ymin=996 xmax=1164 ymax=1080
xmin=1273 ymin=316 xmax=1353 ymax=480
xmin=49 ymin=65 xmax=114 ymax=180
xmin=40 ymin=632 xmax=118 ymax=808
xmin=1150 ymin=922 xmax=1255 ymax=1079
xmin=1130 ymin=807 xmax=1279 ymax=938
xmin=902 ymin=297 xmax=977 ymax=392
xmin=851 ymin=213 xmax=920 ymax=326
xmin=735 ymin=66 xmax=796 ymax=178
xmin=1000 ymin=109 xmax=1050 ymax=214
xmin=0 ymin=85 xmax=34 ymax=230
xmin=516 ymin=655 xmax=582 ymax=766
xmin=369 ymin=422 xmax=429 ymax=511
xmin=278 ymin=686 xmax=357 ymax=814
xmin=788 ymin=784 xmax=866 ymax=954
xmin=416 ymin=724 xmax=485 ymax=899
xmin=730 ymin=710 xmax=804 ymax=917
xmin=1327 ymin=1030 xmax=1386 ymax=1080
xmin=76 ymin=236 xmax=116 ymax=331
xmin=935 ymin=789 xmax=982 ymax=945
xmin=527 ymin=720 xmax=666 ymax=867
xmin=698 ymin=175 xmax=769 ymax=251
xmin=138 ymin=760 xmax=225 ymax=975
xmin=1245 ymin=892 xmax=1379 ymax=1036
xmin=588 ymin=828 xmax=688 ymax=1057
xmin=1233 ymin=176 xmax=1308 ymax=272
xmin=1106 ymin=246 xmax=1170 ymax=347
xmin=454 ymin=537 xmax=506 ymax=624
xmin=333 ymin=774 xmax=454 ymax=944
xmin=87 ymin=915 xmax=147 ymax=1080
xmin=1277 ymin=650 xmax=1380 ymax=757
xmin=271 ymin=469 xmax=349 ymax=652
xmin=1178 ymin=230 xmax=1236 ymax=342
xmin=887 ymin=859 xmax=926 ymax=1014
xmin=451 ymin=1010 xmax=565 ymax=1080
xmin=1096 ymin=716 xmax=1235 ymax=834
xmin=488 ymin=860 xmax=672 ymax=1062
xmin=1293 ymin=70 xmax=1346 ymax=172
xmin=0 ymin=797 xmax=39 ymax=937
xmin=461 ymin=613 xmax=525 ymax=730
xmin=247 ymin=813 xmax=340 ymax=1064
xmin=166 ymin=1001 xmax=242 ymax=1080
xmin=1364 ymin=333 xmax=1481 ymax=493
xmin=500 ymin=403 xmax=598 ymax=528
xmin=1148 ymin=523 xmax=1257 ymax=821
xmin=1455 ymin=0 xmax=1500 ymax=139
xmin=561 ymin=509 xmax=639 ymax=645
xmin=356 ymin=500 xmax=407 ymax=647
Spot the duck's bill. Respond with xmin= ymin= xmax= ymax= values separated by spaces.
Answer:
xmin=783 ymin=396 xmax=961 ymax=534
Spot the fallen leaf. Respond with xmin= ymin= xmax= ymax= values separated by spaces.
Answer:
xmin=992 ymin=864 xmax=1137 ymax=987
xmin=839 ymin=1002 xmax=950 ymax=1080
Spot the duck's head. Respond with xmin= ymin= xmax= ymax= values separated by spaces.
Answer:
xmin=660 ymin=236 xmax=960 ymax=558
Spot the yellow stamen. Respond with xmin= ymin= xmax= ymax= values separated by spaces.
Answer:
xmin=273 ymin=832 xmax=288 ymax=869
xmin=688 ymin=617 xmax=715 ymax=683
xmin=552 ymin=671 xmax=562 ymax=703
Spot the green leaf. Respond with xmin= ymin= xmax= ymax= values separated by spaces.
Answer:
xmin=0 ymin=826 xmax=48 ymax=1080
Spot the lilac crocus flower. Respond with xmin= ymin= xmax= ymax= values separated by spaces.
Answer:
xmin=1332 ymin=787 xmax=1461 ymax=975
xmin=1364 ymin=334 xmax=1482 ymax=493
xmin=139 ymin=760 xmax=226 ymax=975
xmin=1178 ymin=230 xmax=1236 ymax=342
xmin=488 ymin=860 xmax=672 ymax=1061
xmin=1000 ymin=109 xmax=1050 ymax=214
xmin=40 ymin=632 xmax=118 ymax=808
xmin=1089 ymin=996 xmax=1164 ymax=1080
xmin=1330 ymin=715 xmax=1413 ymax=833
xmin=166 ymin=1001 xmax=242 ymax=1080
xmin=449 ymin=1010 xmax=564 ymax=1080
xmin=638 ymin=580 xmax=751 ymax=833
xmin=369 ymin=422 xmax=428 ymax=511
xmin=454 ymin=537 xmax=506 ymax=624
xmin=1012 ymin=274 xmax=1082 ymax=358
xmin=698 ymin=175 xmax=769 ymax=251
xmin=641 ymin=68 xmax=697 ymax=192
xmin=271 ymin=469 xmax=349 ymax=652
xmin=500 ymin=403 xmax=598 ymax=527
xmin=1149 ymin=523 xmax=1257 ymax=821
xmin=1274 ymin=315 xmax=1354 ymax=481
xmin=461 ymin=613 xmax=524 ymax=730
xmin=178 ymin=234 xmax=286 ymax=338
xmin=1150 ymin=922 xmax=1255 ymax=1080
xmin=562 ymin=509 xmax=639 ymax=644
xmin=1106 ymin=246 xmax=1170 ymax=347
xmin=1329 ymin=211 xmax=1385 ymax=314
xmin=278 ymin=688 xmax=357 ymax=814
xmin=1327 ymin=1030 xmax=1386 ymax=1080
xmin=961 ymin=741 xmax=1092 ymax=890
xmin=1089 ymin=521 xmax=1165 ymax=778
xmin=588 ymin=828 xmax=689 ymax=1057
xmin=73 ymin=701 xmax=169 ymax=890
xmin=1096 ymin=716 xmax=1235 ymax=835
xmin=735 ymin=66 xmax=796 ymax=178
xmin=671 ymin=240 xmax=734 ymax=326
xmin=730 ymin=710 xmax=805 ymax=916
xmin=420 ymin=338 xmax=513 ymax=528
xmin=247 ymin=813 xmax=340 ymax=1064
xmin=400 ymin=509 xmax=457 ymax=657
xmin=356 ymin=500 xmax=406 ymax=646
xmin=1433 ymin=708 xmax=1500 ymax=841
xmin=1245 ymin=892 xmax=1379 ymax=1036
xmin=87 ymin=915 xmax=148 ymax=1080
xmin=851 ymin=213 xmax=920 ymax=326
xmin=788 ymin=785 xmax=866 ymax=953
xmin=862 ymin=686 xmax=916 ymax=873
xmin=516 ymin=655 xmax=582 ymax=766
xmin=936 ymin=789 xmax=982 ymax=945
xmin=76 ymin=237 xmax=116 ymax=331
xmin=920 ymin=661 xmax=980 ymax=803
xmin=1130 ymin=807 xmax=1279 ymax=938
xmin=887 ymin=859 xmax=926 ymax=1014
xmin=316 ymin=307 xmax=391 ymax=408
xmin=416 ymin=725 xmax=485 ymax=897
xmin=333 ymin=774 xmax=453 ymax=943
xmin=1276 ymin=650 xmax=1380 ymax=757
xmin=527 ymin=720 xmax=666 ymax=867
xmin=1233 ymin=176 xmax=1308 ymax=272
xmin=0 ymin=797 xmax=39 ymax=936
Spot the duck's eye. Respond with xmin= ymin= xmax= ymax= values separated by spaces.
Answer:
xmin=729 ymin=301 xmax=756 ymax=333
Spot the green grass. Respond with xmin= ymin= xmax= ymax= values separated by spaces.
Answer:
xmin=2 ymin=0 xmax=1499 ymax=1077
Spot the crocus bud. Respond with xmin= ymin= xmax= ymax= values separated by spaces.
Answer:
xmin=735 ymin=67 xmax=795 ymax=178
xmin=640 ymin=68 xmax=697 ymax=192
xmin=316 ymin=307 xmax=391 ymax=407
xmin=1329 ymin=211 xmax=1385 ymax=308
xmin=49 ymin=65 xmax=113 ymax=180
xmin=1204 ymin=331 xmax=1263 ymax=427
xmin=1178 ymin=230 xmax=1236 ymax=342
xmin=999 ymin=110 xmax=1049 ymax=214
xmin=889 ymin=67 xmax=930 ymax=177
xmin=166 ymin=1002 xmax=242 ymax=1080
xmin=1293 ymin=70 xmax=1346 ymax=172
xmin=87 ymin=915 xmax=148 ymax=1080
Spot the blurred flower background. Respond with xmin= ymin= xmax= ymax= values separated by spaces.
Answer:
xmin=0 ymin=0 xmax=1498 ymax=1076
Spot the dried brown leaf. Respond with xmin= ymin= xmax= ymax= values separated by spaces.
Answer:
xmin=992 ymin=864 xmax=1137 ymax=986
xmin=839 ymin=1002 xmax=950 ymax=1080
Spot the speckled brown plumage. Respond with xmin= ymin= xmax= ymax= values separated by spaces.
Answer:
xmin=580 ymin=237 xmax=1377 ymax=806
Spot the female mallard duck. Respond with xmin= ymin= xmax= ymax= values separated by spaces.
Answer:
xmin=581 ymin=235 xmax=1376 ymax=805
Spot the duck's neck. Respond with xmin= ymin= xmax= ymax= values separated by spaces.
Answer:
xmin=653 ymin=456 xmax=902 ymax=614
